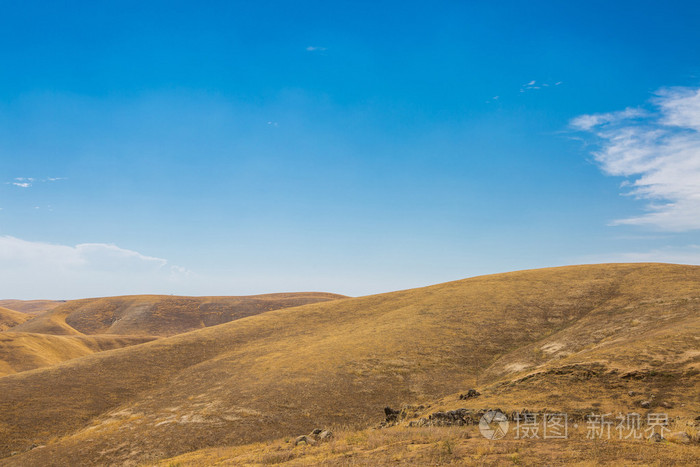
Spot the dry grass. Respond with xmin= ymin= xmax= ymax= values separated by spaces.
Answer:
xmin=0 ymin=332 xmax=156 ymax=376
xmin=0 ymin=263 xmax=698 ymax=466
xmin=152 ymin=425 xmax=699 ymax=466
xmin=0 ymin=308 xmax=31 ymax=332
xmin=0 ymin=300 xmax=64 ymax=315
xmin=10 ymin=292 xmax=346 ymax=337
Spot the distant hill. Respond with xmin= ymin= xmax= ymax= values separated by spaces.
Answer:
xmin=0 ymin=264 xmax=698 ymax=465
xmin=0 ymin=332 xmax=155 ymax=376
xmin=0 ymin=299 xmax=65 ymax=315
xmin=10 ymin=292 xmax=346 ymax=337
xmin=0 ymin=307 xmax=31 ymax=331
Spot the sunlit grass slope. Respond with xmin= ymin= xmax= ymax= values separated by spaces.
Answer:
xmin=10 ymin=292 xmax=345 ymax=337
xmin=0 ymin=263 xmax=697 ymax=466
xmin=0 ymin=300 xmax=64 ymax=315
xmin=0 ymin=332 xmax=156 ymax=377
xmin=155 ymin=424 xmax=699 ymax=466
xmin=0 ymin=307 xmax=31 ymax=332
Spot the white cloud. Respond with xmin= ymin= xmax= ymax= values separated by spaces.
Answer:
xmin=570 ymin=108 xmax=647 ymax=131
xmin=580 ymin=245 xmax=700 ymax=265
xmin=7 ymin=176 xmax=65 ymax=188
xmin=520 ymin=80 xmax=561 ymax=92
xmin=0 ymin=236 xmax=189 ymax=299
xmin=572 ymin=86 xmax=700 ymax=231
xmin=306 ymin=46 xmax=327 ymax=52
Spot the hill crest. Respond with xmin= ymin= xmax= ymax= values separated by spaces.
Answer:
xmin=0 ymin=263 xmax=697 ymax=465
xmin=10 ymin=292 xmax=346 ymax=337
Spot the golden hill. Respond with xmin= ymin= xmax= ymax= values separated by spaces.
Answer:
xmin=0 ymin=307 xmax=31 ymax=332
xmin=10 ymin=292 xmax=345 ymax=337
xmin=155 ymin=423 xmax=699 ymax=466
xmin=0 ymin=332 xmax=155 ymax=377
xmin=0 ymin=264 xmax=698 ymax=466
xmin=0 ymin=300 xmax=64 ymax=315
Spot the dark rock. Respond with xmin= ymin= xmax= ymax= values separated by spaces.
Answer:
xmin=419 ymin=408 xmax=481 ymax=426
xmin=459 ymin=389 xmax=481 ymax=400
xmin=661 ymin=401 xmax=674 ymax=409
xmin=318 ymin=430 xmax=333 ymax=441
xmin=384 ymin=406 xmax=401 ymax=423
xmin=639 ymin=400 xmax=651 ymax=409
xmin=649 ymin=432 xmax=663 ymax=442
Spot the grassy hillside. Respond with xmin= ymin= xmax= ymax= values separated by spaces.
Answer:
xmin=10 ymin=292 xmax=345 ymax=337
xmin=0 ymin=300 xmax=64 ymax=315
xmin=0 ymin=264 xmax=698 ymax=465
xmin=0 ymin=307 xmax=31 ymax=331
xmin=154 ymin=424 xmax=700 ymax=466
xmin=0 ymin=292 xmax=345 ymax=381
xmin=0 ymin=332 xmax=156 ymax=376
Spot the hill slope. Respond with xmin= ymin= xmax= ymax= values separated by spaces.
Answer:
xmin=0 ymin=264 xmax=698 ymax=465
xmin=0 ymin=307 xmax=31 ymax=331
xmin=0 ymin=332 xmax=156 ymax=376
xmin=10 ymin=292 xmax=345 ymax=337
xmin=0 ymin=300 xmax=64 ymax=315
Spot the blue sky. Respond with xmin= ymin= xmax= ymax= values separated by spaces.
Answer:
xmin=1 ymin=1 xmax=700 ymax=299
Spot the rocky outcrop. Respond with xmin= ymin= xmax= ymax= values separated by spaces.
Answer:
xmin=409 ymin=408 xmax=482 ymax=427
xmin=384 ymin=407 xmax=401 ymax=424
xmin=459 ymin=389 xmax=481 ymax=400
xmin=380 ymin=405 xmax=427 ymax=427
xmin=402 ymin=407 xmax=604 ymax=428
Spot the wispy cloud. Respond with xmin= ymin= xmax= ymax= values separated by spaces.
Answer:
xmin=11 ymin=177 xmax=34 ymax=188
xmin=306 ymin=46 xmax=327 ymax=52
xmin=7 ymin=176 xmax=65 ymax=188
xmin=570 ymin=108 xmax=648 ymax=131
xmin=571 ymin=86 xmax=700 ymax=231
xmin=520 ymin=80 xmax=562 ymax=92
xmin=0 ymin=236 xmax=189 ymax=298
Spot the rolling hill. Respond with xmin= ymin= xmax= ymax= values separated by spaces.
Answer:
xmin=0 ymin=292 xmax=345 ymax=379
xmin=0 ymin=300 xmax=64 ymax=315
xmin=9 ymin=292 xmax=346 ymax=337
xmin=0 ymin=264 xmax=698 ymax=465
xmin=0 ymin=332 xmax=156 ymax=377
xmin=0 ymin=307 xmax=31 ymax=332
